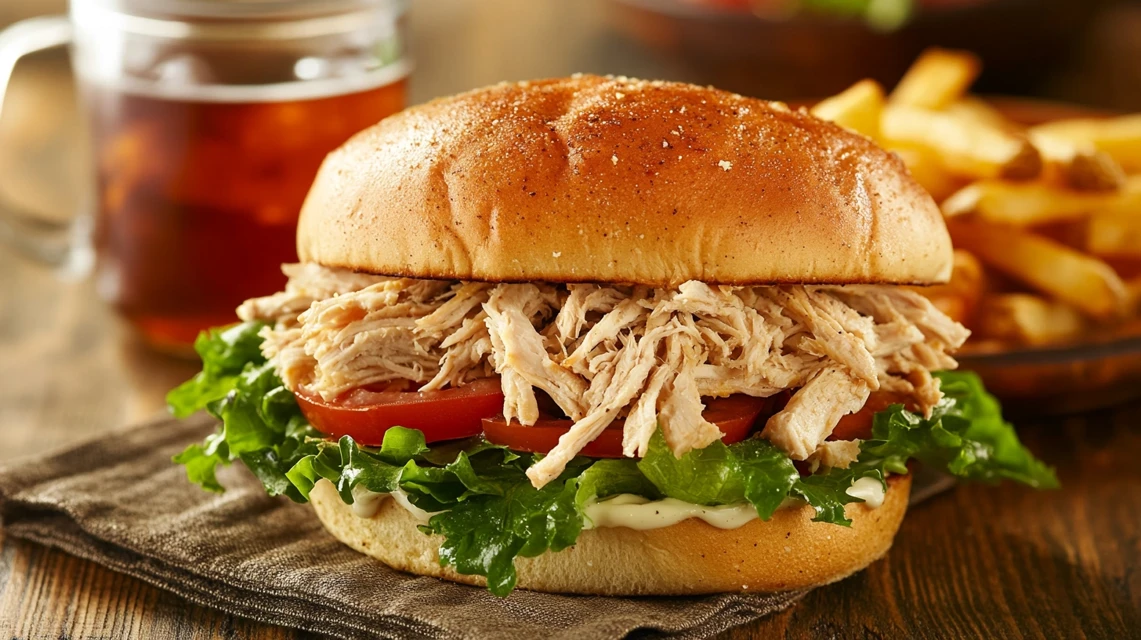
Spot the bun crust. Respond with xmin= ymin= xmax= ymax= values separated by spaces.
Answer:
xmin=309 ymin=474 xmax=911 ymax=595
xmin=298 ymin=75 xmax=950 ymax=286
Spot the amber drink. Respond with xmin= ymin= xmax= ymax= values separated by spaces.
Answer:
xmin=89 ymin=80 xmax=406 ymax=349
xmin=64 ymin=0 xmax=409 ymax=353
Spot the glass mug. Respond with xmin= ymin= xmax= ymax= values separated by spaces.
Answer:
xmin=0 ymin=0 xmax=408 ymax=353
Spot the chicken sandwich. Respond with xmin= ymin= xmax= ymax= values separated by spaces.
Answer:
xmin=170 ymin=75 xmax=1056 ymax=597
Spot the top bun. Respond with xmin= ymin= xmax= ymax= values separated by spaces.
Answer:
xmin=297 ymin=75 xmax=951 ymax=286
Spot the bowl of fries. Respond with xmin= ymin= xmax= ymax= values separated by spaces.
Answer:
xmin=812 ymin=48 xmax=1141 ymax=413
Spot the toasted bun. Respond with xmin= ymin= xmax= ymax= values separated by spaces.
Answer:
xmin=309 ymin=474 xmax=911 ymax=595
xmin=297 ymin=75 xmax=950 ymax=286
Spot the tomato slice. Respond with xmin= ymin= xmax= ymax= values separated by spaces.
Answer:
xmin=295 ymin=370 xmax=913 ymax=455
xmin=296 ymin=377 xmax=505 ymax=446
xmin=828 ymin=391 xmax=919 ymax=442
xmin=482 ymin=394 xmax=781 ymax=458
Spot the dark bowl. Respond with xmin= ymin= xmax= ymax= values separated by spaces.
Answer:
xmin=607 ymin=0 xmax=1108 ymax=100
xmin=957 ymin=337 xmax=1141 ymax=415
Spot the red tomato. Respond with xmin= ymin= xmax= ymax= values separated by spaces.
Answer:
xmin=296 ymin=377 xmax=505 ymax=446
xmin=482 ymin=394 xmax=781 ymax=458
xmin=828 ymin=391 xmax=919 ymax=442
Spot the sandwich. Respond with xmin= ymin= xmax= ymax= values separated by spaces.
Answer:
xmin=169 ymin=75 xmax=1056 ymax=597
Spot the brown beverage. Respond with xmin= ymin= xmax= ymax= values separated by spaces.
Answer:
xmin=87 ymin=79 xmax=406 ymax=352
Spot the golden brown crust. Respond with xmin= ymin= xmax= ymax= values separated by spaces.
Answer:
xmin=297 ymin=75 xmax=951 ymax=287
xmin=309 ymin=474 xmax=911 ymax=595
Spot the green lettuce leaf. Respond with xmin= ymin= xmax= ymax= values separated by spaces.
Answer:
xmin=426 ymin=478 xmax=581 ymax=596
xmin=168 ymin=322 xmax=267 ymax=418
xmin=167 ymin=322 xmax=318 ymax=501
xmin=277 ymin=429 xmax=585 ymax=595
xmin=170 ymin=325 xmax=1055 ymax=595
xmin=872 ymin=371 xmax=1059 ymax=488
xmin=638 ymin=432 xmax=800 ymax=520
xmin=780 ymin=370 xmax=1060 ymax=525
xmin=574 ymin=459 xmax=661 ymax=511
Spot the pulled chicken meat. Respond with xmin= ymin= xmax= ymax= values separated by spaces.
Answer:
xmin=239 ymin=265 xmax=969 ymax=488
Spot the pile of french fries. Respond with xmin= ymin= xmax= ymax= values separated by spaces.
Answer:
xmin=812 ymin=48 xmax=1141 ymax=349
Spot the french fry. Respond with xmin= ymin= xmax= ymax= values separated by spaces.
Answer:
xmin=1086 ymin=211 xmax=1141 ymax=258
xmin=1032 ymin=220 xmax=1087 ymax=250
xmin=1029 ymin=130 xmax=1126 ymax=191
xmin=1128 ymin=276 xmax=1141 ymax=313
xmin=890 ymin=48 xmax=980 ymax=110
xmin=1095 ymin=175 xmax=1141 ymax=216
xmin=891 ymin=147 xmax=962 ymax=202
xmin=873 ymin=50 xmax=1141 ymax=346
xmin=811 ymin=79 xmax=885 ymax=140
xmin=1084 ymin=176 xmax=1141 ymax=258
xmin=1028 ymin=128 xmax=1083 ymax=161
xmin=913 ymin=249 xmax=985 ymax=324
xmin=940 ymin=181 xmax=1111 ymax=224
xmin=1104 ymin=257 xmax=1141 ymax=279
xmin=882 ymin=104 xmax=1042 ymax=180
xmin=976 ymin=293 xmax=1086 ymax=346
xmin=946 ymin=97 xmax=1013 ymax=131
xmin=1062 ymin=150 xmax=1126 ymax=192
xmin=940 ymin=177 xmax=1141 ymax=225
xmin=948 ymin=219 xmax=1129 ymax=319
xmin=940 ymin=182 xmax=984 ymax=218
xmin=1031 ymin=115 xmax=1141 ymax=173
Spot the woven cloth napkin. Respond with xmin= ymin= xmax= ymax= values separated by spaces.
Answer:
xmin=0 ymin=414 xmax=954 ymax=640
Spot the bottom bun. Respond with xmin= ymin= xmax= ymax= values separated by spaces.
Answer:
xmin=309 ymin=474 xmax=911 ymax=596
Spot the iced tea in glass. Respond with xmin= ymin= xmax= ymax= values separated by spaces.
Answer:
xmin=89 ymin=80 xmax=406 ymax=351
xmin=67 ymin=0 xmax=409 ymax=353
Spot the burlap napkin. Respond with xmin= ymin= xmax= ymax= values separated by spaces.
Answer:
xmin=0 ymin=414 xmax=954 ymax=640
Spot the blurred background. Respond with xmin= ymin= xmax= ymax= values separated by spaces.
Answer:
xmin=6 ymin=0 xmax=1140 ymax=104
xmin=2 ymin=0 xmax=1138 ymax=246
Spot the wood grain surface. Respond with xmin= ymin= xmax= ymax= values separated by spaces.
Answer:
xmin=2 ymin=1 xmax=1141 ymax=638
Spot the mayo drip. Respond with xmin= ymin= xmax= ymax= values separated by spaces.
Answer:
xmin=844 ymin=476 xmax=887 ymax=508
xmin=582 ymin=495 xmax=781 ymax=530
xmin=349 ymin=477 xmax=888 ymax=530
xmin=350 ymin=485 xmax=437 ymax=523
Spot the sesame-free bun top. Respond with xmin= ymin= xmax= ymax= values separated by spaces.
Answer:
xmin=297 ymin=75 xmax=952 ymax=286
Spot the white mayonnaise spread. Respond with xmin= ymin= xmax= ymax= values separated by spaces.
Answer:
xmin=845 ymin=476 xmax=887 ymax=508
xmin=350 ymin=484 xmax=387 ymax=518
xmin=350 ymin=485 xmax=437 ymax=523
xmin=582 ymin=494 xmax=786 ymax=530
xmin=349 ymin=477 xmax=888 ymax=530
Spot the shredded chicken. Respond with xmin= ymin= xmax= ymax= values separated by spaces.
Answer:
xmin=808 ymin=440 xmax=862 ymax=471
xmin=241 ymin=264 xmax=969 ymax=488
xmin=237 ymin=264 xmax=389 ymax=328
xmin=484 ymin=284 xmax=588 ymax=423
xmin=762 ymin=366 xmax=871 ymax=460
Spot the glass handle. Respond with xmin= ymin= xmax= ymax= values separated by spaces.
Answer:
xmin=0 ymin=16 xmax=89 ymax=276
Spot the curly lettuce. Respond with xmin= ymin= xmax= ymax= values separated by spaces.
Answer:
xmin=170 ymin=322 xmax=1057 ymax=595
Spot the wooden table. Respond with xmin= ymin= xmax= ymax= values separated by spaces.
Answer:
xmin=2 ymin=1 xmax=1140 ymax=638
